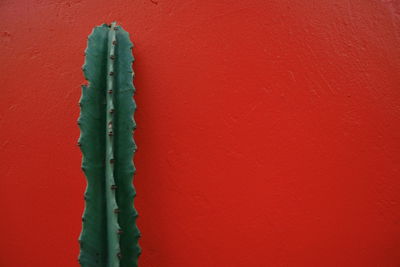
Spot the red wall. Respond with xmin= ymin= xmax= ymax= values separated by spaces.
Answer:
xmin=1 ymin=0 xmax=400 ymax=266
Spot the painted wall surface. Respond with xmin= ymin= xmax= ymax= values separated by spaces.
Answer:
xmin=1 ymin=0 xmax=400 ymax=266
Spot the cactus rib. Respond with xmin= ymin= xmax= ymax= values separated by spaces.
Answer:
xmin=105 ymin=22 xmax=120 ymax=267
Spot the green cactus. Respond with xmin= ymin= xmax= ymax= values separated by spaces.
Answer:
xmin=78 ymin=22 xmax=140 ymax=267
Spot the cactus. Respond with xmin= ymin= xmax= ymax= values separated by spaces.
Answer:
xmin=78 ymin=22 xmax=140 ymax=267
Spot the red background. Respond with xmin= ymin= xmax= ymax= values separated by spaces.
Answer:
xmin=1 ymin=0 xmax=400 ymax=266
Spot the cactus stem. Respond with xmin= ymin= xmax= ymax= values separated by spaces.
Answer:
xmin=79 ymin=22 xmax=139 ymax=267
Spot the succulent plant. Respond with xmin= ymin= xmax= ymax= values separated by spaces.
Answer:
xmin=78 ymin=22 xmax=140 ymax=267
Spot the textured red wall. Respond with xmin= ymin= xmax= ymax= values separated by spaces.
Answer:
xmin=1 ymin=0 xmax=400 ymax=266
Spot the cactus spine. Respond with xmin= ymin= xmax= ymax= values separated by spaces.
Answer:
xmin=78 ymin=22 xmax=140 ymax=267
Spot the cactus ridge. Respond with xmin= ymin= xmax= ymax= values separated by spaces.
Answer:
xmin=78 ymin=22 xmax=140 ymax=267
